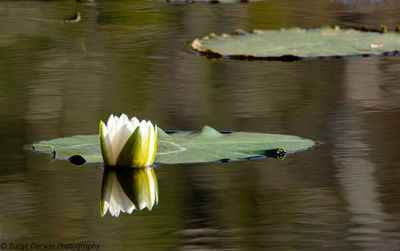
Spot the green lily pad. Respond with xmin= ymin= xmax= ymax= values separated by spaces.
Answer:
xmin=191 ymin=27 xmax=400 ymax=60
xmin=32 ymin=126 xmax=314 ymax=165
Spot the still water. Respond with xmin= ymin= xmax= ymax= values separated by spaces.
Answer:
xmin=1 ymin=0 xmax=400 ymax=250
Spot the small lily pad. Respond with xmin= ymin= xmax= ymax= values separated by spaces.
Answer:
xmin=191 ymin=27 xmax=400 ymax=60
xmin=32 ymin=126 xmax=314 ymax=165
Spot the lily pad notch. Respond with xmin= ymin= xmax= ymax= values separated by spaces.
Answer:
xmin=32 ymin=126 xmax=315 ymax=165
xmin=191 ymin=26 xmax=400 ymax=61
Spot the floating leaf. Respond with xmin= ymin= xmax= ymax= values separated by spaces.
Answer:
xmin=191 ymin=27 xmax=400 ymax=60
xmin=32 ymin=126 xmax=314 ymax=165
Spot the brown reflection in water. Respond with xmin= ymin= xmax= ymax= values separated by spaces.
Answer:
xmin=330 ymin=56 xmax=400 ymax=248
xmin=332 ymin=111 xmax=400 ymax=249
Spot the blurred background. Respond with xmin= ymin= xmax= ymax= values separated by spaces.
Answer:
xmin=0 ymin=0 xmax=400 ymax=250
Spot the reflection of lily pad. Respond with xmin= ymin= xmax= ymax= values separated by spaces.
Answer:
xmin=191 ymin=27 xmax=400 ymax=60
xmin=32 ymin=126 xmax=314 ymax=165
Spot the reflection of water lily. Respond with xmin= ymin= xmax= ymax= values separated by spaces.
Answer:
xmin=99 ymin=114 xmax=157 ymax=167
xmin=100 ymin=166 xmax=159 ymax=217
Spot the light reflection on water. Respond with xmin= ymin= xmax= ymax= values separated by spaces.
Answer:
xmin=0 ymin=0 xmax=400 ymax=250
xmin=332 ymin=107 xmax=400 ymax=249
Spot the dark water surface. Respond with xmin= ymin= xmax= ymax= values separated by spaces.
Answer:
xmin=1 ymin=0 xmax=400 ymax=250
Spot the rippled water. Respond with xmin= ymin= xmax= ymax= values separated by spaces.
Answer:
xmin=1 ymin=0 xmax=400 ymax=250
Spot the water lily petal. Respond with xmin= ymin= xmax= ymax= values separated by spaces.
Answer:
xmin=139 ymin=121 xmax=151 ymax=167
xmin=106 ymin=115 xmax=119 ymax=160
xmin=119 ymin=113 xmax=129 ymax=125
xmin=145 ymin=122 xmax=154 ymax=166
xmin=130 ymin=117 xmax=140 ymax=127
xmin=108 ymin=114 xmax=121 ymax=141
xmin=112 ymin=122 xmax=136 ymax=164
xmin=100 ymin=114 xmax=157 ymax=168
xmin=104 ymin=114 xmax=136 ymax=164
xmin=106 ymin=114 xmax=115 ymax=128
xmin=116 ymin=127 xmax=141 ymax=167
xmin=147 ymin=123 xmax=158 ymax=166
xmin=109 ymin=118 xmax=126 ymax=162
xmin=99 ymin=121 xmax=113 ymax=166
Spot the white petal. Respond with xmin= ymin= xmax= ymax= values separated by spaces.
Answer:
xmin=127 ymin=117 xmax=140 ymax=132
xmin=109 ymin=115 xmax=121 ymax=136
xmin=140 ymin=120 xmax=150 ymax=142
xmin=116 ymin=123 xmax=137 ymax=160
xmin=109 ymin=115 xmax=132 ymax=163
xmin=130 ymin=117 xmax=140 ymax=128
xmin=119 ymin=113 xmax=129 ymax=125
xmin=100 ymin=121 xmax=114 ymax=166
xmin=107 ymin=115 xmax=118 ymax=144
xmin=107 ymin=114 xmax=115 ymax=128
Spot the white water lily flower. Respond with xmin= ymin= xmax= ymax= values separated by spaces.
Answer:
xmin=99 ymin=114 xmax=157 ymax=167
xmin=100 ymin=166 xmax=159 ymax=217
